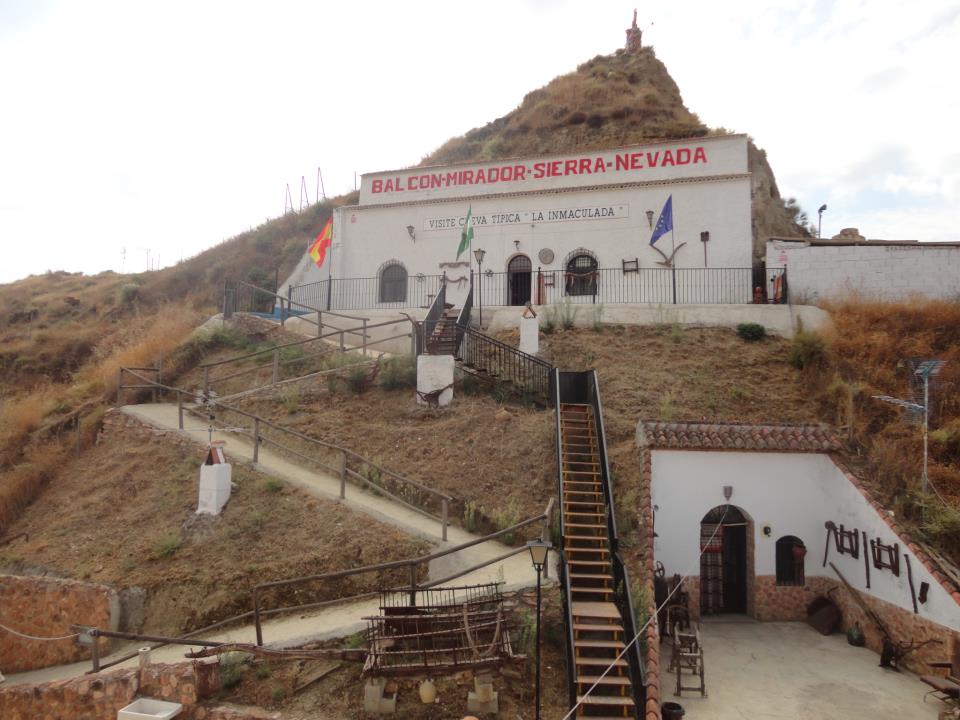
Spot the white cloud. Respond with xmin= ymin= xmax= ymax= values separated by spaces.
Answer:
xmin=0 ymin=0 xmax=957 ymax=282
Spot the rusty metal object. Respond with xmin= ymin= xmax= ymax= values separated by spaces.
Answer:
xmin=185 ymin=643 xmax=365 ymax=662
xmin=862 ymin=531 xmax=871 ymax=589
xmin=905 ymin=553 xmax=919 ymax=614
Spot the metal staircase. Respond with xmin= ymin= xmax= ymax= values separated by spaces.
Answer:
xmin=418 ymin=285 xmax=553 ymax=401
xmin=555 ymin=371 xmax=644 ymax=719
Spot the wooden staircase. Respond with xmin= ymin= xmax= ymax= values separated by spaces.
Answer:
xmin=560 ymin=402 xmax=636 ymax=719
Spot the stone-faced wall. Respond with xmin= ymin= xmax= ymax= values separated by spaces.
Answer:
xmin=638 ymin=448 xmax=661 ymax=720
xmin=0 ymin=659 xmax=272 ymax=720
xmin=0 ymin=574 xmax=118 ymax=672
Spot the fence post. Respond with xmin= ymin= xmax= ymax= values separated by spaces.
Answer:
xmin=253 ymin=590 xmax=263 ymax=646
xmin=116 ymin=368 xmax=123 ymax=408
xmin=253 ymin=418 xmax=260 ymax=463
xmin=75 ymin=416 xmax=81 ymax=459
xmin=339 ymin=331 xmax=345 ymax=353
xmin=90 ymin=629 xmax=101 ymax=672
xmin=441 ymin=499 xmax=448 ymax=542
xmin=339 ymin=452 xmax=347 ymax=499
xmin=409 ymin=564 xmax=418 ymax=606
xmin=362 ymin=319 xmax=368 ymax=356
xmin=317 ymin=310 xmax=322 ymax=337
xmin=177 ymin=391 xmax=184 ymax=429
xmin=202 ymin=367 xmax=210 ymax=397
xmin=410 ymin=328 xmax=416 ymax=357
xmin=272 ymin=349 xmax=280 ymax=385
xmin=157 ymin=354 xmax=163 ymax=400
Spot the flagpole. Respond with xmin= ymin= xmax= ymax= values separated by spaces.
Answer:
xmin=671 ymin=227 xmax=677 ymax=305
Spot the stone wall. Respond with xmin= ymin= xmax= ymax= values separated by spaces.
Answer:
xmin=0 ymin=659 xmax=272 ymax=720
xmin=0 ymin=575 xmax=118 ymax=672
xmin=638 ymin=448 xmax=661 ymax=720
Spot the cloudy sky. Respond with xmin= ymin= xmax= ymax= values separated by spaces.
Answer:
xmin=1 ymin=0 xmax=957 ymax=283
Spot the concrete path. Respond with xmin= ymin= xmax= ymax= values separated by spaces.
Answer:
xmin=5 ymin=402 xmax=554 ymax=687
xmin=660 ymin=618 xmax=938 ymax=720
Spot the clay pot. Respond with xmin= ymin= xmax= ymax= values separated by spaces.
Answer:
xmin=419 ymin=679 xmax=437 ymax=704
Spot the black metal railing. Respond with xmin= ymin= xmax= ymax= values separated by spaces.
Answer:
xmin=555 ymin=370 xmax=644 ymax=717
xmin=417 ymin=282 xmax=447 ymax=356
xmin=458 ymin=327 xmax=553 ymax=401
xmin=552 ymin=370 xmax=578 ymax=708
xmin=586 ymin=370 xmax=644 ymax=713
xmin=289 ymin=274 xmax=445 ymax=311
xmin=288 ymin=267 xmax=787 ymax=312
xmin=454 ymin=286 xmax=474 ymax=354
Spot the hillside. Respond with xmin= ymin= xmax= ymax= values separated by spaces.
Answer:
xmin=421 ymin=46 xmax=811 ymax=259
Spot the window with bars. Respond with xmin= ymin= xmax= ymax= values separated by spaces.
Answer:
xmin=565 ymin=254 xmax=598 ymax=296
xmin=379 ymin=263 xmax=408 ymax=303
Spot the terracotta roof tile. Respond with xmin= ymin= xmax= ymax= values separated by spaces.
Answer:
xmin=636 ymin=420 xmax=842 ymax=453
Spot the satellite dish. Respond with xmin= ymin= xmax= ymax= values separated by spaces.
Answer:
xmin=538 ymin=248 xmax=555 ymax=264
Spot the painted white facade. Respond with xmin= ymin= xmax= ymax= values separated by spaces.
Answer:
xmin=650 ymin=449 xmax=960 ymax=630
xmin=767 ymin=239 xmax=960 ymax=302
xmin=281 ymin=135 xmax=754 ymax=309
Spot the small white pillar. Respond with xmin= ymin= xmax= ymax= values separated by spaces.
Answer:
xmin=519 ymin=304 xmax=539 ymax=356
xmin=197 ymin=441 xmax=232 ymax=515
xmin=416 ymin=355 xmax=455 ymax=408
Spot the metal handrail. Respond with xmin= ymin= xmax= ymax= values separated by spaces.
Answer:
xmin=251 ymin=498 xmax=554 ymax=645
xmin=459 ymin=326 xmax=553 ymax=400
xmin=237 ymin=279 xmax=367 ymax=323
xmin=553 ymin=369 xmax=578 ymax=708
xmin=417 ymin=281 xmax=447 ymax=355
xmin=119 ymin=369 xmax=453 ymax=529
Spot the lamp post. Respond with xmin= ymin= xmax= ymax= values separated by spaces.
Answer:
xmin=818 ymin=204 xmax=827 ymax=238
xmin=527 ymin=538 xmax=552 ymax=720
xmin=473 ymin=248 xmax=486 ymax=327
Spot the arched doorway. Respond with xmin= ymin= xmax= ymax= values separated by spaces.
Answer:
xmin=507 ymin=254 xmax=532 ymax=306
xmin=700 ymin=504 xmax=751 ymax=615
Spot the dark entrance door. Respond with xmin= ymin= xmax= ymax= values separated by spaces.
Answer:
xmin=721 ymin=525 xmax=747 ymax=613
xmin=700 ymin=505 xmax=749 ymax=615
xmin=507 ymin=255 xmax=532 ymax=306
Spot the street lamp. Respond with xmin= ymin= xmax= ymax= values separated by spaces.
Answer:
xmin=818 ymin=204 xmax=828 ymax=238
xmin=473 ymin=248 xmax=486 ymax=327
xmin=526 ymin=538 xmax=552 ymax=720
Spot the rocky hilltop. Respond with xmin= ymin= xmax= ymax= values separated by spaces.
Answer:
xmin=421 ymin=46 xmax=810 ymax=261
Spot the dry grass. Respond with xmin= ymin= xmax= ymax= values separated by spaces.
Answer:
xmin=0 ymin=443 xmax=69 ymax=534
xmin=817 ymin=296 xmax=960 ymax=554
xmin=0 ymin=422 xmax=428 ymax=635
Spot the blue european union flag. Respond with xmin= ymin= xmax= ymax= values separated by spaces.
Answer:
xmin=650 ymin=195 xmax=673 ymax=246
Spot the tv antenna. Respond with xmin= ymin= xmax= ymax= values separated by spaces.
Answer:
xmin=284 ymin=184 xmax=295 ymax=215
xmin=873 ymin=359 xmax=946 ymax=493
xmin=299 ymin=176 xmax=311 ymax=212
xmin=317 ymin=167 xmax=326 ymax=202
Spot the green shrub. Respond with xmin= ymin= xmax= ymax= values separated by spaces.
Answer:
xmin=279 ymin=386 xmax=300 ymax=415
xmin=264 ymin=478 xmax=283 ymax=493
xmin=590 ymin=304 xmax=605 ymax=331
xmin=463 ymin=499 xmax=482 ymax=533
xmin=151 ymin=533 xmax=181 ymax=559
xmin=345 ymin=365 xmax=370 ymax=394
xmin=379 ymin=356 xmax=417 ymax=390
xmin=491 ymin=499 xmax=522 ymax=544
xmin=118 ymin=283 xmax=140 ymax=304
xmin=736 ymin=322 xmax=766 ymax=341
xmin=219 ymin=652 xmax=247 ymax=689
xmin=789 ymin=330 xmax=826 ymax=369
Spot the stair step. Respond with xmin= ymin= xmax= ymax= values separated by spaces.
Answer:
xmin=575 ymin=639 xmax=625 ymax=650
xmin=573 ymin=656 xmax=628 ymax=668
xmin=566 ymin=522 xmax=606 ymax=529
xmin=569 ymin=573 xmax=614 ymax=582
xmin=574 ymin=622 xmax=624 ymax=634
xmin=566 ymin=547 xmax=609 ymax=555
xmin=565 ymin=534 xmax=608 ymax=542
xmin=571 ymin=587 xmax=616 ymax=596
xmin=577 ymin=695 xmax=635 ymax=707
xmin=564 ymin=511 xmax=606 ymax=517
xmin=567 ymin=559 xmax=611 ymax=567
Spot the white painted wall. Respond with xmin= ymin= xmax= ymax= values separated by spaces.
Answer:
xmin=360 ymin=135 xmax=749 ymax=205
xmin=649 ymin=449 xmax=960 ymax=630
xmin=767 ymin=240 xmax=960 ymax=302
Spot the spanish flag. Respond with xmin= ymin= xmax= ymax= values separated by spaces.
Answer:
xmin=308 ymin=217 xmax=333 ymax=268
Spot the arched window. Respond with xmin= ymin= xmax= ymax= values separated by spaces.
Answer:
xmin=565 ymin=253 xmax=599 ymax=297
xmin=776 ymin=536 xmax=806 ymax=586
xmin=379 ymin=263 xmax=408 ymax=303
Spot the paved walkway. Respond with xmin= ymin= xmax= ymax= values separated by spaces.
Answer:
xmin=6 ymin=402 xmax=553 ymax=687
xmin=660 ymin=618 xmax=939 ymax=720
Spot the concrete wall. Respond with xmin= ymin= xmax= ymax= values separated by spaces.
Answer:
xmin=767 ymin=240 xmax=960 ymax=302
xmin=484 ymin=302 xmax=829 ymax=339
xmin=0 ymin=575 xmax=118 ymax=672
xmin=649 ymin=450 xmax=960 ymax=631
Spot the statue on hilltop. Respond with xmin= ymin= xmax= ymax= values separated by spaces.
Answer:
xmin=625 ymin=9 xmax=642 ymax=51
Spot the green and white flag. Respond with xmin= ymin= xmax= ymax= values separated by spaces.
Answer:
xmin=456 ymin=206 xmax=473 ymax=260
